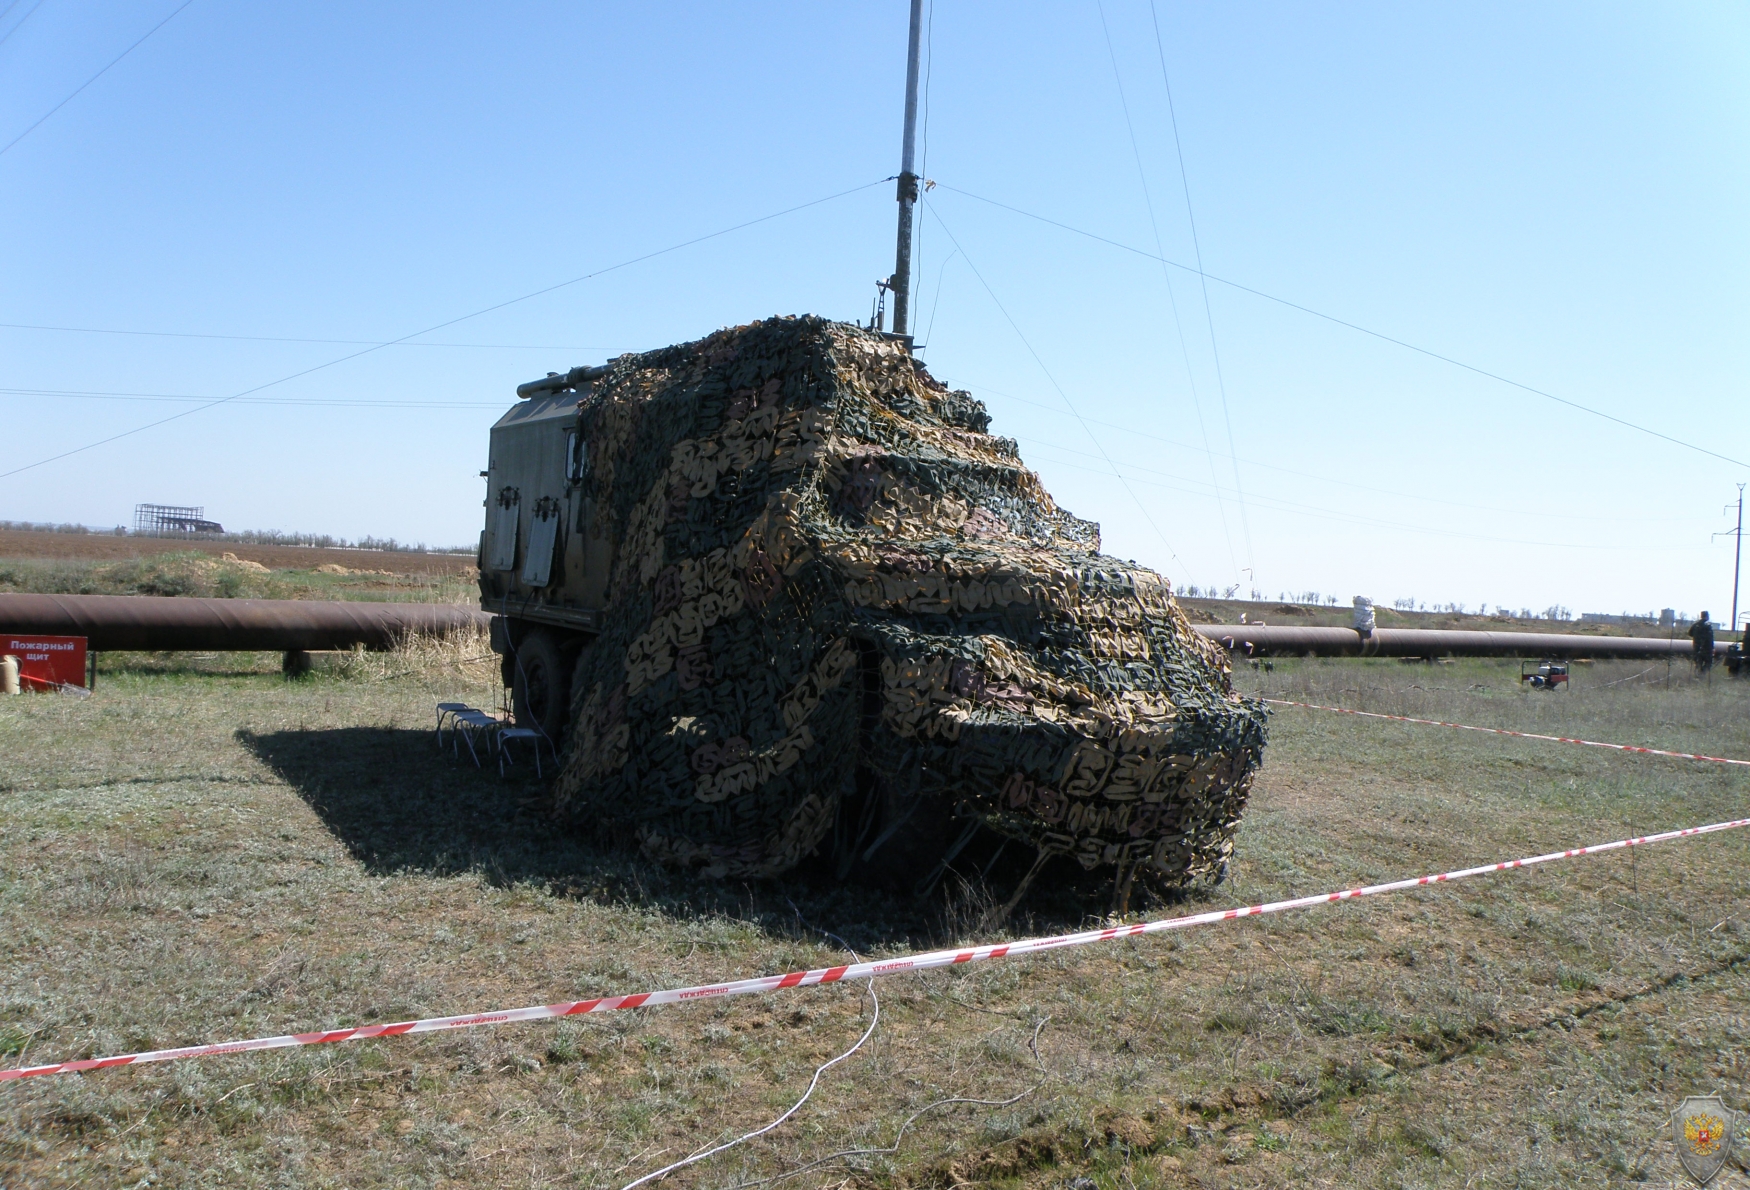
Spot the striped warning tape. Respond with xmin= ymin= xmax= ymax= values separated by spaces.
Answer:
xmin=1265 ymin=698 xmax=1750 ymax=768
xmin=3 ymin=814 xmax=1746 ymax=1082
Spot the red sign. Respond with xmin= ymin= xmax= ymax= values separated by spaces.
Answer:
xmin=4 ymin=635 xmax=87 ymax=691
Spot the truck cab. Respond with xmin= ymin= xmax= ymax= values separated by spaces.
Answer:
xmin=478 ymin=365 xmax=613 ymax=740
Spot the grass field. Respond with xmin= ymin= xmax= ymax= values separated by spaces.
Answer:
xmin=2 ymin=647 xmax=1747 ymax=1188
xmin=0 ymin=548 xmax=477 ymax=605
xmin=0 ymin=529 xmax=476 ymax=577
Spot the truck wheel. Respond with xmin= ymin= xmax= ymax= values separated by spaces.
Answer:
xmin=512 ymin=629 xmax=571 ymax=743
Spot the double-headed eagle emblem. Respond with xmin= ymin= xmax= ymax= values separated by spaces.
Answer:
xmin=1671 ymin=1095 xmax=1739 ymax=1186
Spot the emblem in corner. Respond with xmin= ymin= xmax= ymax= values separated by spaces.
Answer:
xmin=1671 ymin=1094 xmax=1738 ymax=1186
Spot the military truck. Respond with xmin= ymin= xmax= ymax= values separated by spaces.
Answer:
xmin=481 ymin=317 xmax=1266 ymax=902
xmin=478 ymin=363 xmax=612 ymax=742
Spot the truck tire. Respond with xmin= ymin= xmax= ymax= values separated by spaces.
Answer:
xmin=511 ymin=628 xmax=571 ymax=744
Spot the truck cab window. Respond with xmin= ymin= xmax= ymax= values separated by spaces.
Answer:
xmin=566 ymin=431 xmax=586 ymax=483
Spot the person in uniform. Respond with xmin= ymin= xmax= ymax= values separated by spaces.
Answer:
xmin=1689 ymin=611 xmax=1715 ymax=673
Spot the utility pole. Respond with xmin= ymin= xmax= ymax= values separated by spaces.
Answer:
xmin=890 ymin=0 xmax=924 ymax=339
xmin=1733 ymin=484 xmax=1745 ymax=635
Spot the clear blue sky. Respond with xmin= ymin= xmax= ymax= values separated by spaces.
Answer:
xmin=4 ymin=2 xmax=1746 ymax=621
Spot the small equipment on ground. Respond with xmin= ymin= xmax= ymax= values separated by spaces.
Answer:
xmin=1521 ymin=658 xmax=1569 ymax=690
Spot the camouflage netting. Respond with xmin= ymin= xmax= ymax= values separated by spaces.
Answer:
xmin=553 ymin=315 xmax=1268 ymax=895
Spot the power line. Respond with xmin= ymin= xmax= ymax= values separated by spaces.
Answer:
xmin=0 ymin=176 xmax=893 ymax=482
xmin=920 ymin=247 xmax=958 ymax=349
xmin=923 ymin=199 xmax=1188 ymax=574
xmin=0 ymin=322 xmax=609 ymax=350
xmin=0 ymin=0 xmax=195 ymax=158
xmin=0 ymin=386 xmax=502 ymax=410
xmin=934 ymin=183 xmax=1750 ymax=471
xmin=1147 ymin=0 xmax=1253 ymax=568
xmin=938 ymin=372 xmax=1700 ymax=527
xmin=1094 ymin=0 xmax=1239 ymax=581
xmin=0 ymin=0 xmax=48 ymax=49
xmin=1024 ymin=438 xmax=1710 ymax=554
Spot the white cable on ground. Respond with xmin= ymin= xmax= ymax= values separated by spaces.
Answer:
xmin=617 ymin=949 xmax=880 ymax=1190
xmin=725 ymin=1016 xmax=1051 ymax=1190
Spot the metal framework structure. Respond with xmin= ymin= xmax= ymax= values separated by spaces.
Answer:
xmin=132 ymin=503 xmax=223 ymax=536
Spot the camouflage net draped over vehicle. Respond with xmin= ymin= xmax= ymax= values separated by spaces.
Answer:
xmin=553 ymin=316 xmax=1267 ymax=891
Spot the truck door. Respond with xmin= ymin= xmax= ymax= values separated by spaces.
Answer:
xmin=522 ymin=496 xmax=562 ymax=588
xmin=487 ymin=486 xmax=520 ymax=572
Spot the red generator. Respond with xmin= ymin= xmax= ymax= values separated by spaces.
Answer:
xmin=1520 ymin=658 xmax=1569 ymax=691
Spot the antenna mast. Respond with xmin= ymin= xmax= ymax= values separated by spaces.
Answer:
xmin=1733 ymin=484 xmax=1744 ymax=635
xmin=890 ymin=0 xmax=924 ymax=339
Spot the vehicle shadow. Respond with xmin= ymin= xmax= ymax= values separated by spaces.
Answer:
xmin=239 ymin=726 xmax=1185 ymax=951
xmin=239 ymin=725 xmax=942 ymax=948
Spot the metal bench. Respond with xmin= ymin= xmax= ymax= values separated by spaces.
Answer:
xmin=435 ymin=702 xmax=472 ymax=750
xmin=496 ymin=726 xmax=555 ymax=777
xmin=450 ymin=710 xmax=502 ymax=767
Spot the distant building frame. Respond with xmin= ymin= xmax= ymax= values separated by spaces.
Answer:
xmin=133 ymin=503 xmax=224 ymax=536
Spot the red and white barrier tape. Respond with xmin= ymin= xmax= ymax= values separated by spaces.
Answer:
xmin=4 ymin=814 xmax=1747 ymax=1082
xmin=1265 ymin=698 xmax=1750 ymax=768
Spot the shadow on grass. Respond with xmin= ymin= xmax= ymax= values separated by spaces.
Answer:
xmin=241 ymin=726 xmax=590 ymax=882
xmin=238 ymin=725 xmax=1091 ymax=950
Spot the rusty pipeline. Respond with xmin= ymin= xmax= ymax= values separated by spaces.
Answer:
xmin=0 ymin=594 xmax=489 ymax=653
xmin=0 ymin=594 xmax=1710 ymax=663
xmin=1194 ymin=624 xmax=1708 ymax=660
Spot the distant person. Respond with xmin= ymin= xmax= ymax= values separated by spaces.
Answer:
xmin=1689 ymin=611 xmax=1715 ymax=673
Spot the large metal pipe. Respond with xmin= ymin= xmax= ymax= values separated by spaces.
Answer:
xmin=0 ymin=593 xmax=1713 ymax=662
xmin=1195 ymin=624 xmax=1709 ymax=660
xmin=0 ymin=594 xmax=489 ymax=653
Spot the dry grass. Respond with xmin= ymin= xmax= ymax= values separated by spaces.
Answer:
xmin=318 ymin=623 xmax=501 ymax=688
xmin=1 ymin=653 xmax=1748 ymax=1188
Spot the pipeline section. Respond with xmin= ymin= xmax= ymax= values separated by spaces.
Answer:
xmin=1194 ymin=624 xmax=1705 ymax=660
xmin=0 ymin=594 xmax=489 ymax=653
xmin=0 ymin=595 xmax=1710 ymax=660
